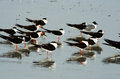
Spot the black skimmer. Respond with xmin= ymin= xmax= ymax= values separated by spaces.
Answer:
xmin=16 ymin=35 xmax=31 ymax=47
xmin=15 ymin=24 xmax=40 ymax=32
xmin=65 ymin=41 xmax=88 ymax=55
xmin=66 ymin=22 xmax=86 ymax=36
xmin=103 ymin=39 xmax=120 ymax=50
xmin=26 ymin=18 xmax=47 ymax=27
xmin=0 ymin=27 xmax=19 ymax=35
xmin=42 ymin=27 xmax=65 ymax=42
xmin=33 ymin=41 xmax=58 ymax=59
xmin=81 ymin=30 xmax=104 ymax=44
xmin=67 ymin=37 xmax=97 ymax=52
xmin=0 ymin=34 xmax=24 ymax=51
xmin=17 ymin=29 xmax=46 ymax=44
xmin=85 ymin=21 xmax=98 ymax=31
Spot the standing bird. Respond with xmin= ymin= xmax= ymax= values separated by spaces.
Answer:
xmin=85 ymin=21 xmax=98 ymax=31
xmin=15 ymin=24 xmax=40 ymax=32
xmin=65 ymin=41 xmax=89 ymax=55
xmin=33 ymin=41 xmax=58 ymax=59
xmin=26 ymin=18 xmax=48 ymax=28
xmin=66 ymin=22 xmax=86 ymax=36
xmin=17 ymin=29 xmax=46 ymax=44
xmin=103 ymin=39 xmax=120 ymax=50
xmin=0 ymin=34 xmax=24 ymax=51
xmin=67 ymin=37 xmax=97 ymax=52
xmin=15 ymin=35 xmax=31 ymax=47
xmin=42 ymin=27 xmax=65 ymax=42
xmin=0 ymin=27 xmax=19 ymax=36
xmin=81 ymin=30 xmax=104 ymax=44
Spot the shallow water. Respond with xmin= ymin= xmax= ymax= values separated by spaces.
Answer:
xmin=0 ymin=0 xmax=120 ymax=79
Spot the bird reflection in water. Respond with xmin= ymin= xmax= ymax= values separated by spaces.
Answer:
xmin=67 ymin=56 xmax=87 ymax=65
xmin=72 ymin=50 xmax=96 ymax=59
xmin=85 ymin=45 xmax=103 ymax=54
xmin=67 ymin=36 xmax=87 ymax=42
xmin=67 ymin=36 xmax=102 ymax=54
xmin=0 ymin=51 xmax=22 ymax=59
xmin=0 ymin=40 xmax=12 ymax=45
xmin=18 ymin=47 xmax=30 ymax=57
xmin=57 ymin=41 xmax=63 ymax=48
xmin=103 ymin=54 xmax=120 ymax=64
xmin=33 ymin=58 xmax=56 ymax=69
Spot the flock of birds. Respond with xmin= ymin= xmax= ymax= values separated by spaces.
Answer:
xmin=0 ymin=17 xmax=119 ymax=67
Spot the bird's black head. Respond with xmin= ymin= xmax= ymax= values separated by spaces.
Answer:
xmin=98 ymin=30 xmax=104 ymax=34
xmin=12 ymin=27 xmax=17 ymax=29
xmin=93 ymin=21 xmax=98 ymax=25
xmin=43 ymin=18 xmax=47 ymax=20
xmin=59 ymin=28 xmax=63 ymax=30
xmin=51 ymin=41 xmax=57 ymax=43
xmin=82 ymin=22 xmax=86 ymax=25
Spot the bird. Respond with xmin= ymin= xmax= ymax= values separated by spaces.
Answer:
xmin=103 ymin=39 xmax=120 ymax=50
xmin=81 ymin=30 xmax=104 ymax=44
xmin=33 ymin=41 xmax=58 ymax=59
xmin=15 ymin=24 xmax=40 ymax=32
xmin=42 ymin=27 xmax=65 ymax=42
xmin=15 ymin=35 xmax=31 ymax=47
xmin=26 ymin=18 xmax=48 ymax=27
xmin=69 ymin=38 xmax=97 ymax=52
xmin=66 ymin=22 xmax=86 ymax=36
xmin=0 ymin=27 xmax=19 ymax=36
xmin=67 ymin=37 xmax=97 ymax=52
xmin=85 ymin=21 xmax=98 ymax=31
xmin=17 ymin=29 xmax=46 ymax=44
xmin=65 ymin=41 xmax=89 ymax=55
xmin=0 ymin=34 xmax=24 ymax=51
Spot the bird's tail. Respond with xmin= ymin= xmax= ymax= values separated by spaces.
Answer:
xmin=15 ymin=24 xmax=24 ymax=28
xmin=33 ymin=43 xmax=42 ymax=48
xmin=41 ymin=27 xmax=51 ymax=33
xmin=104 ymin=39 xmax=115 ymax=44
xmin=15 ymin=28 xmax=25 ymax=34
xmin=64 ymin=41 xmax=74 ymax=46
xmin=102 ymin=43 xmax=110 ymax=46
xmin=26 ymin=18 xmax=33 ymax=22
xmin=66 ymin=23 xmax=74 ymax=27
xmin=0 ymin=28 xmax=3 ymax=31
xmin=0 ymin=34 xmax=8 ymax=40
xmin=81 ymin=31 xmax=89 ymax=34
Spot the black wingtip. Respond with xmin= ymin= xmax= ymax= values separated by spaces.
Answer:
xmin=102 ymin=43 xmax=109 ymax=45
xmin=66 ymin=23 xmax=73 ymax=26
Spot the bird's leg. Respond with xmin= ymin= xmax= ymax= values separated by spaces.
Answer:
xmin=24 ymin=43 xmax=26 ymax=48
xmin=58 ymin=36 xmax=60 ymax=42
xmin=80 ymin=32 xmax=82 ymax=37
xmin=16 ymin=45 xmax=18 ymax=51
xmin=89 ymin=45 xmax=92 ymax=52
xmin=38 ymin=41 xmax=40 ymax=45
xmin=80 ymin=49 xmax=83 ymax=56
xmin=96 ymin=41 xmax=98 ymax=45
xmin=47 ymin=51 xmax=49 ymax=58
xmin=38 ymin=42 xmax=42 ymax=55
xmin=50 ymin=52 xmax=52 ymax=59
xmin=33 ymin=39 xmax=36 ymax=44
